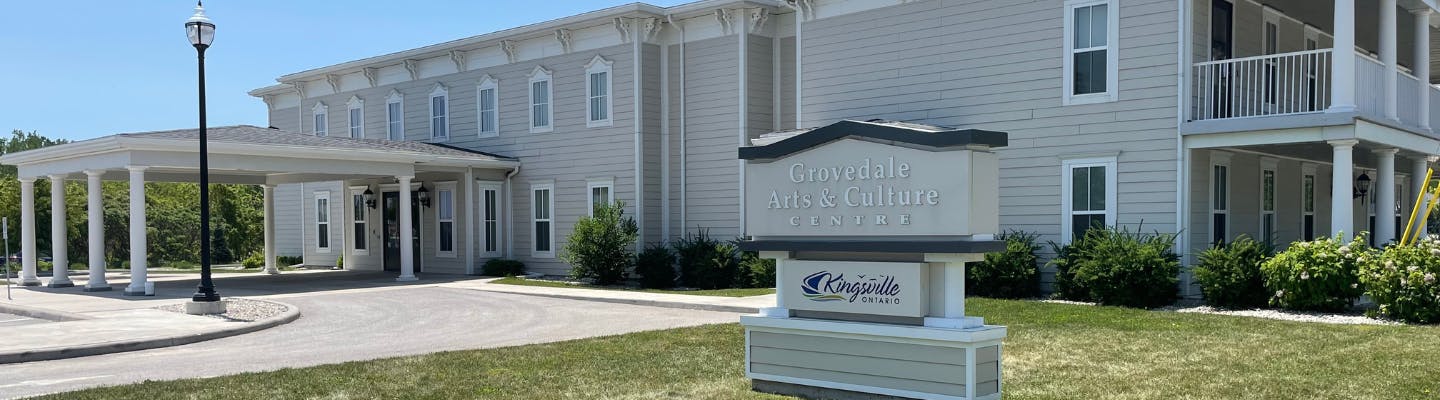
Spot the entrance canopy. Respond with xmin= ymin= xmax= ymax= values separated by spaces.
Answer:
xmin=0 ymin=125 xmax=517 ymax=182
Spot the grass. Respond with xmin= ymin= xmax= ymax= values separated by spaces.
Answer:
xmin=41 ymin=298 xmax=1440 ymax=400
xmin=491 ymin=276 xmax=776 ymax=297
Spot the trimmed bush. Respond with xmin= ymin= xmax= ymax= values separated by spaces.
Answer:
xmin=241 ymin=252 xmax=264 ymax=269
xmin=1048 ymin=226 xmax=1180 ymax=308
xmin=635 ymin=243 xmax=678 ymax=289
xmin=482 ymin=259 xmax=525 ymax=277
xmin=1361 ymin=237 xmax=1440 ymax=323
xmin=1261 ymin=234 xmax=1368 ymax=312
xmin=967 ymin=230 xmax=1040 ymax=299
xmin=1049 ymin=233 xmax=1099 ymax=302
xmin=36 ymin=260 xmax=53 ymax=272
xmin=1194 ymin=235 xmax=1272 ymax=309
xmin=673 ymin=230 xmax=738 ymax=290
xmin=276 ymin=256 xmax=303 ymax=267
xmin=739 ymin=251 xmax=776 ymax=289
xmin=562 ymin=202 xmax=639 ymax=285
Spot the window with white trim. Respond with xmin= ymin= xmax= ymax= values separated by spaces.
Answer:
xmin=429 ymin=84 xmax=449 ymax=141
xmin=586 ymin=178 xmax=614 ymax=216
xmin=386 ymin=90 xmax=404 ymax=141
xmin=1063 ymin=0 xmax=1118 ymax=105
xmin=1262 ymin=9 xmax=1280 ymax=109
xmin=1061 ymin=156 xmax=1117 ymax=242
xmin=529 ymin=66 xmax=553 ymax=133
xmin=315 ymin=191 xmax=331 ymax=252
xmin=435 ymin=182 xmax=456 ymax=257
xmin=347 ymin=96 xmax=364 ymax=139
xmin=531 ymin=183 xmax=555 ymax=257
xmin=312 ymin=102 xmax=328 ymax=137
xmin=1302 ymin=165 xmax=1317 ymax=241
xmin=351 ymin=188 xmax=368 ymax=255
xmin=477 ymin=76 xmax=499 ymax=137
xmin=1304 ymin=28 xmax=1322 ymax=110
xmin=479 ymin=183 xmax=502 ymax=256
xmin=1260 ymin=162 xmax=1276 ymax=246
xmin=1211 ymin=159 xmax=1231 ymax=246
xmin=585 ymin=56 xmax=613 ymax=127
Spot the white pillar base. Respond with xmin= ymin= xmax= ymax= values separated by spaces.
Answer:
xmin=923 ymin=316 xmax=987 ymax=329
xmin=18 ymin=279 xmax=41 ymax=287
xmin=46 ymin=279 xmax=74 ymax=289
xmin=395 ymin=276 xmax=419 ymax=282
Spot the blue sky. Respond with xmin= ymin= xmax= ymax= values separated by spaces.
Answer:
xmin=0 ymin=1 xmax=687 ymax=141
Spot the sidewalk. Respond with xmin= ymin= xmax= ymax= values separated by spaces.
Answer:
xmin=443 ymin=278 xmax=773 ymax=314
xmin=0 ymin=271 xmax=302 ymax=364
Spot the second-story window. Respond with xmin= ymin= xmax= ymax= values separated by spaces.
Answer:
xmin=430 ymin=84 xmax=449 ymax=141
xmin=1063 ymin=0 xmax=1118 ymax=105
xmin=585 ymin=56 xmax=613 ymax=127
xmin=386 ymin=90 xmax=404 ymax=141
xmin=529 ymin=66 xmax=553 ymax=133
xmin=478 ymin=76 xmax=499 ymax=137
xmin=347 ymin=96 xmax=364 ymax=139
xmin=312 ymin=102 xmax=328 ymax=137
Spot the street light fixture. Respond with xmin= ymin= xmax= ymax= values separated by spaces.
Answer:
xmin=187 ymin=2 xmax=220 ymax=303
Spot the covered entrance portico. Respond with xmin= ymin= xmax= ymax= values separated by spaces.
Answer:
xmin=0 ymin=125 xmax=517 ymax=294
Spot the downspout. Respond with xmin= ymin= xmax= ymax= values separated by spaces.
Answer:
xmin=633 ymin=17 xmax=646 ymax=244
xmin=661 ymin=20 xmax=672 ymax=242
xmin=670 ymin=13 xmax=688 ymax=235
xmin=738 ymin=11 xmax=749 ymax=237
xmin=1176 ymin=0 xmax=1192 ymax=296
xmin=504 ymin=165 xmax=520 ymax=259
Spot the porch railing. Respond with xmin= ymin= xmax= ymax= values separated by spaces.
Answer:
xmin=1192 ymin=49 xmax=1332 ymax=121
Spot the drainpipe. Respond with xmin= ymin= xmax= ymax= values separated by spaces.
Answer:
xmin=504 ymin=165 xmax=520 ymax=259
xmin=669 ymin=13 xmax=688 ymax=235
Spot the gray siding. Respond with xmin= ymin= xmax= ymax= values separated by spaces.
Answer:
xmin=748 ymin=34 xmax=775 ymax=141
xmin=269 ymin=107 xmax=300 ymax=132
xmin=682 ymin=35 xmax=742 ymax=238
xmin=301 ymin=181 xmax=345 ymax=266
xmin=642 ymin=44 xmax=665 ymax=244
xmin=667 ymin=43 xmax=685 ymax=241
xmin=274 ymin=183 xmax=303 ymax=257
xmin=749 ymin=331 xmax=991 ymax=398
xmin=778 ymin=36 xmax=798 ymax=131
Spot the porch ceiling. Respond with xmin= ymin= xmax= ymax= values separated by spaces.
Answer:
xmin=0 ymin=125 xmax=518 ymax=183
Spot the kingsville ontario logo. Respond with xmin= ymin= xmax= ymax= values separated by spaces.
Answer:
xmin=801 ymin=270 xmax=902 ymax=304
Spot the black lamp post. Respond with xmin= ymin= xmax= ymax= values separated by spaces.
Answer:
xmin=187 ymin=2 xmax=219 ymax=302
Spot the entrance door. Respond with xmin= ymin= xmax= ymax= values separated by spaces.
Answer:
xmin=1210 ymin=0 xmax=1234 ymax=118
xmin=382 ymin=191 xmax=422 ymax=273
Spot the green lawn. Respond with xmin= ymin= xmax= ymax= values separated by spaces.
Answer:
xmin=491 ymin=276 xmax=776 ymax=297
xmin=42 ymin=298 xmax=1440 ymax=400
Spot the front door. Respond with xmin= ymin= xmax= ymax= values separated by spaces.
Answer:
xmin=382 ymin=191 xmax=421 ymax=273
xmin=1210 ymin=0 xmax=1234 ymax=118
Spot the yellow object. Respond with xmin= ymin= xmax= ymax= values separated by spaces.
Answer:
xmin=1401 ymin=168 xmax=1433 ymax=245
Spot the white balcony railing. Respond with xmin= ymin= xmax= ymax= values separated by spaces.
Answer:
xmin=1192 ymin=49 xmax=1333 ymax=121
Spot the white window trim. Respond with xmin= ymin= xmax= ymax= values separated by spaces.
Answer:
xmin=584 ymin=55 xmax=614 ymax=128
xmin=477 ymin=75 xmax=499 ymax=138
xmin=586 ymin=177 xmax=615 ymax=216
xmin=1302 ymin=163 xmax=1318 ymax=240
xmin=386 ymin=90 xmax=404 ymax=141
xmin=312 ymin=102 xmax=329 ymax=137
xmin=429 ymin=84 xmax=450 ymax=142
xmin=529 ymin=66 xmax=554 ymax=133
xmin=1060 ymin=155 xmax=1118 ymax=244
xmin=478 ymin=182 xmax=503 ymax=257
xmin=1260 ymin=157 xmax=1278 ymax=245
xmin=1061 ymin=0 xmax=1119 ymax=106
xmin=1261 ymin=7 xmax=1281 ymax=112
xmin=315 ymin=190 xmax=331 ymax=253
xmin=346 ymin=96 xmax=365 ymax=139
xmin=1210 ymin=151 xmax=1233 ymax=245
xmin=434 ymin=181 xmax=457 ymax=258
xmin=531 ymin=181 xmax=556 ymax=258
xmin=349 ymin=186 xmax=369 ymax=256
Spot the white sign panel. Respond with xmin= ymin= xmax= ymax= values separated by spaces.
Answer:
xmin=745 ymin=138 xmax=998 ymax=237
xmin=782 ymin=260 xmax=927 ymax=317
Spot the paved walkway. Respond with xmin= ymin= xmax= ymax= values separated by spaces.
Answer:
xmin=447 ymin=278 xmax=774 ymax=313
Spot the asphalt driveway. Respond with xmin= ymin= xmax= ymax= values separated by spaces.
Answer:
xmin=0 ymin=272 xmax=739 ymax=399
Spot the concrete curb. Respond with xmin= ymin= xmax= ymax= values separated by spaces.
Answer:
xmin=0 ymin=299 xmax=302 ymax=365
xmin=474 ymin=288 xmax=761 ymax=314
xmin=0 ymin=301 xmax=93 ymax=322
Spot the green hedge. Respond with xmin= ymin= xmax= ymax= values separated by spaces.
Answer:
xmin=1194 ymin=235 xmax=1272 ymax=309
xmin=1361 ymin=238 xmax=1440 ymax=323
xmin=1049 ymin=226 xmax=1180 ymax=308
xmin=967 ymin=230 xmax=1040 ymax=299
xmin=1261 ymin=234 xmax=1367 ymax=312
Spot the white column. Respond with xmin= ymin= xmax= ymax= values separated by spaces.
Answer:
xmin=1376 ymin=149 xmax=1398 ymax=244
xmin=46 ymin=175 xmax=71 ymax=288
xmin=1418 ymin=9 xmax=1434 ymax=130
xmin=17 ymin=177 xmax=39 ymax=286
xmin=396 ymin=175 xmax=417 ymax=282
xmin=123 ymin=166 xmax=149 ymax=296
xmin=84 ymin=170 xmax=109 ymax=291
xmin=263 ymin=184 xmax=278 ymax=275
xmin=1383 ymin=0 xmax=1399 ymax=120
xmin=1331 ymin=140 xmax=1358 ymax=241
xmin=1331 ymin=0 xmax=1358 ymax=113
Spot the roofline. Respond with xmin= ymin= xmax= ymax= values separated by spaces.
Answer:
xmin=253 ymin=0 xmax=781 ymax=97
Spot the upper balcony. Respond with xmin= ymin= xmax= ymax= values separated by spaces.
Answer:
xmin=1184 ymin=0 xmax=1440 ymax=138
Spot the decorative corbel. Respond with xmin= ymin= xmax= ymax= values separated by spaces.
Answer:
xmin=614 ymin=17 xmax=633 ymax=43
xmin=450 ymin=50 xmax=467 ymax=71
xmin=641 ymin=17 xmax=663 ymax=43
xmin=325 ymin=74 xmax=341 ymax=93
xmin=500 ymin=40 xmax=518 ymax=63
xmin=556 ymin=28 xmax=574 ymax=53
xmin=363 ymin=67 xmax=378 ymax=88
xmin=286 ymin=81 xmax=306 ymax=99
xmin=261 ymin=94 xmax=275 ymax=110
xmin=784 ymin=0 xmax=814 ymax=21
xmin=403 ymin=59 xmax=420 ymax=81
xmin=716 ymin=9 xmax=736 ymax=35
xmin=747 ymin=8 xmax=770 ymax=33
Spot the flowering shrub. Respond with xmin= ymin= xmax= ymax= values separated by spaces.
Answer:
xmin=1361 ymin=236 xmax=1440 ymax=324
xmin=1260 ymin=234 xmax=1368 ymax=312
xmin=1193 ymin=235 xmax=1271 ymax=309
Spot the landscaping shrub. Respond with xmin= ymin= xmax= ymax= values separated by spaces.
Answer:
xmin=241 ymin=252 xmax=264 ymax=269
xmin=482 ymin=259 xmax=525 ymax=277
xmin=967 ymin=230 xmax=1040 ymax=299
xmin=562 ymin=202 xmax=639 ymax=285
xmin=1048 ymin=233 xmax=1099 ymax=302
xmin=1048 ymin=226 xmax=1180 ymax=308
xmin=1361 ymin=237 xmax=1440 ymax=323
xmin=1261 ymin=234 xmax=1368 ymax=312
xmin=276 ymin=256 xmax=303 ymax=266
xmin=673 ymin=230 xmax=739 ymax=290
xmin=336 ymin=255 xmax=343 ymax=268
xmin=36 ymin=260 xmax=52 ymax=272
xmin=634 ymin=243 xmax=677 ymax=289
xmin=1193 ymin=235 xmax=1272 ymax=309
xmin=739 ymin=251 xmax=776 ymax=288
